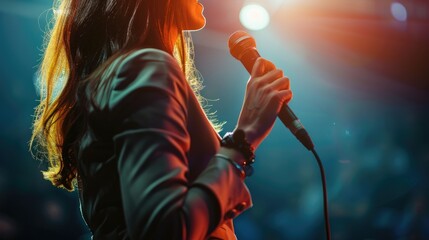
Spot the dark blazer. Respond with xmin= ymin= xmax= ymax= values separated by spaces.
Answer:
xmin=77 ymin=49 xmax=252 ymax=240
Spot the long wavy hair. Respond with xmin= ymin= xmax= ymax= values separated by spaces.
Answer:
xmin=31 ymin=0 xmax=221 ymax=191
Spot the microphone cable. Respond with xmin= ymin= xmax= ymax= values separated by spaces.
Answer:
xmin=310 ymin=148 xmax=331 ymax=240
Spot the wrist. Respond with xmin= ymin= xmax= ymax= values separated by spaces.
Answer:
xmin=221 ymin=129 xmax=255 ymax=164
xmin=220 ymin=129 xmax=255 ymax=178
xmin=234 ymin=125 xmax=258 ymax=149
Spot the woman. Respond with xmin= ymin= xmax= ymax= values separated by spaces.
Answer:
xmin=31 ymin=0 xmax=292 ymax=239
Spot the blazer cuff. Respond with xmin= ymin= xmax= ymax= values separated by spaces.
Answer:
xmin=193 ymin=156 xmax=253 ymax=224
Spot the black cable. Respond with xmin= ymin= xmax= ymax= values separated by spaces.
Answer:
xmin=311 ymin=148 xmax=331 ymax=240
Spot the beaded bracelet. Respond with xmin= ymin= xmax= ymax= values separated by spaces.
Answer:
xmin=221 ymin=129 xmax=255 ymax=165
xmin=220 ymin=129 xmax=255 ymax=177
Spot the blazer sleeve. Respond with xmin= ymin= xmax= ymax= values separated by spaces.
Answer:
xmin=108 ymin=49 xmax=252 ymax=240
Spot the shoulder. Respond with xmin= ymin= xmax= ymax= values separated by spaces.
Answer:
xmin=123 ymin=48 xmax=178 ymax=65
xmin=111 ymin=48 xmax=187 ymax=95
xmin=106 ymin=48 xmax=189 ymax=116
xmin=117 ymin=48 xmax=184 ymax=83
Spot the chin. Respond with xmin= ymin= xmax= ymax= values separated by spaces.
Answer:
xmin=187 ymin=16 xmax=206 ymax=31
xmin=180 ymin=3 xmax=206 ymax=31
xmin=194 ymin=19 xmax=206 ymax=31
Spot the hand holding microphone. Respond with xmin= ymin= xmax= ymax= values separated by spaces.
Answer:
xmin=230 ymin=31 xmax=314 ymax=151
xmin=235 ymin=56 xmax=293 ymax=149
xmin=229 ymin=31 xmax=331 ymax=240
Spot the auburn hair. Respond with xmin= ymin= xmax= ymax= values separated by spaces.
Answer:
xmin=31 ymin=0 xmax=219 ymax=191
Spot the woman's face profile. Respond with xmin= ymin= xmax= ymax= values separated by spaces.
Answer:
xmin=178 ymin=0 xmax=206 ymax=31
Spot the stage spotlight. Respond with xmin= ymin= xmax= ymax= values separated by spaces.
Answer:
xmin=390 ymin=2 xmax=407 ymax=22
xmin=239 ymin=4 xmax=270 ymax=31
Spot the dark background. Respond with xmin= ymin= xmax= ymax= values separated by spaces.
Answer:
xmin=0 ymin=0 xmax=428 ymax=239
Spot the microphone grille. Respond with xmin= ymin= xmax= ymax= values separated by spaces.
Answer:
xmin=228 ymin=31 xmax=256 ymax=61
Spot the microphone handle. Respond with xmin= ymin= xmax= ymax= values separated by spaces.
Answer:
xmin=241 ymin=49 xmax=314 ymax=150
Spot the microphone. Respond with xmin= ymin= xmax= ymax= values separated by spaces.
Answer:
xmin=228 ymin=31 xmax=314 ymax=151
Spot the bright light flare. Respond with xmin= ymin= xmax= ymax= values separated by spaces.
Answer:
xmin=390 ymin=2 xmax=407 ymax=22
xmin=239 ymin=4 xmax=270 ymax=31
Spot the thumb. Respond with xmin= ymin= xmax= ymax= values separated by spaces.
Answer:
xmin=251 ymin=57 xmax=275 ymax=77
xmin=251 ymin=57 xmax=265 ymax=77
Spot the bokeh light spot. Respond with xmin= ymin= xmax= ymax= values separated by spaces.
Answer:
xmin=390 ymin=2 xmax=407 ymax=22
xmin=239 ymin=4 xmax=270 ymax=31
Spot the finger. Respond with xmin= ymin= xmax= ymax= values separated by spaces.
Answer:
xmin=258 ymin=70 xmax=285 ymax=85
xmin=266 ymin=76 xmax=290 ymax=91
xmin=271 ymin=90 xmax=293 ymax=109
xmin=251 ymin=58 xmax=276 ymax=78
xmin=277 ymin=90 xmax=293 ymax=105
